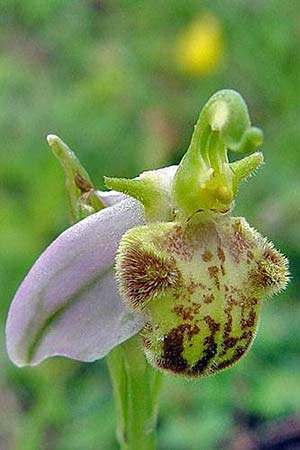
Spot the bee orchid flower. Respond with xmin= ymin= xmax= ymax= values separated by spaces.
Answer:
xmin=6 ymin=90 xmax=289 ymax=378
xmin=6 ymin=162 xmax=179 ymax=367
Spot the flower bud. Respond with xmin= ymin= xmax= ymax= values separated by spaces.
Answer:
xmin=116 ymin=215 xmax=289 ymax=377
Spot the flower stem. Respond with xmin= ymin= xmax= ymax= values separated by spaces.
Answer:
xmin=107 ymin=336 xmax=163 ymax=450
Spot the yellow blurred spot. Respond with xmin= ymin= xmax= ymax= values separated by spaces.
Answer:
xmin=176 ymin=14 xmax=224 ymax=76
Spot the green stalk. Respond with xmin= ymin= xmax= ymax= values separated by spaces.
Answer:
xmin=107 ymin=336 xmax=163 ymax=450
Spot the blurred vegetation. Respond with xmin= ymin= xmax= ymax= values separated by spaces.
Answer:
xmin=1 ymin=0 xmax=300 ymax=449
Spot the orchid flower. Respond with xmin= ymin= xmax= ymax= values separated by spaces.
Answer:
xmin=6 ymin=162 xmax=177 ymax=366
xmin=6 ymin=89 xmax=290 ymax=450
xmin=6 ymin=90 xmax=289 ymax=376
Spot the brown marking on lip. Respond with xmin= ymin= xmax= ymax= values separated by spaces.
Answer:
xmin=220 ymin=264 xmax=226 ymax=276
xmin=187 ymin=324 xmax=200 ymax=340
xmin=187 ymin=279 xmax=197 ymax=295
xmin=240 ymin=330 xmax=253 ymax=341
xmin=223 ymin=335 xmax=238 ymax=351
xmin=161 ymin=224 xmax=193 ymax=261
xmin=204 ymin=315 xmax=221 ymax=334
xmin=189 ymin=315 xmax=220 ymax=376
xmin=158 ymin=325 xmax=188 ymax=373
xmin=220 ymin=289 xmax=248 ymax=357
xmin=221 ymin=287 xmax=257 ymax=357
xmin=221 ymin=302 xmax=237 ymax=355
xmin=190 ymin=342 xmax=218 ymax=376
xmin=173 ymin=304 xmax=185 ymax=319
xmin=203 ymin=293 xmax=214 ymax=304
xmin=230 ymin=219 xmax=253 ymax=263
xmin=191 ymin=302 xmax=201 ymax=313
xmin=215 ymin=346 xmax=247 ymax=371
xmin=217 ymin=246 xmax=226 ymax=263
xmin=250 ymin=297 xmax=258 ymax=305
xmin=117 ymin=243 xmax=181 ymax=309
xmin=202 ymin=249 xmax=213 ymax=262
xmin=208 ymin=266 xmax=220 ymax=290
xmin=173 ymin=303 xmax=201 ymax=321
xmin=157 ymin=323 xmax=200 ymax=374
xmin=173 ymin=292 xmax=180 ymax=300
xmin=216 ymin=328 xmax=254 ymax=371
xmin=240 ymin=308 xmax=256 ymax=330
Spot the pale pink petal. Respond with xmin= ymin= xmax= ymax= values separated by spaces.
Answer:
xmin=6 ymin=198 xmax=145 ymax=367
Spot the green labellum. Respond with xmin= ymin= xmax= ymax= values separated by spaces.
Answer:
xmin=116 ymin=215 xmax=289 ymax=378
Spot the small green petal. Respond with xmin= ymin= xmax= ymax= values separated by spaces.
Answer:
xmin=105 ymin=166 xmax=177 ymax=222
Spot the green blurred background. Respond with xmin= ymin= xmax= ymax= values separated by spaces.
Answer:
xmin=1 ymin=1 xmax=300 ymax=449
